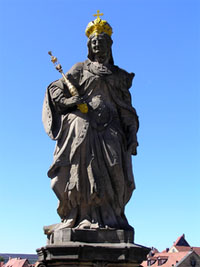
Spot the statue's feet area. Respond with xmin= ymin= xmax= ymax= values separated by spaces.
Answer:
xmin=43 ymin=223 xmax=134 ymax=244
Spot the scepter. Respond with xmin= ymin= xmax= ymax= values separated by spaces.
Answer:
xmin=48 ymin=51 xmax=88 ymax=113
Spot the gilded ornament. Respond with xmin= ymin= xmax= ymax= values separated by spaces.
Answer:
xmin=85 ymin=10 xmax=113 ymax=38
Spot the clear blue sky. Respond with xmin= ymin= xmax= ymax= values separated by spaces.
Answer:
xmin=0 ymin=0 xmax=199 ymax=254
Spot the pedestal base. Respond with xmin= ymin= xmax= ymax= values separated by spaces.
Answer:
xmin=37 ymin=227 xmax=149 ymax=267
xmin=37 ymin=241 xmax=149 ymax=267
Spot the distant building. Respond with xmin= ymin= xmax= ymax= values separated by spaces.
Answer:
xmin=169 ymin=234 xmax=200 ymax=256
xmin=141 ymin=234 xmax=200 ymax=267
xmin=3 ymin=258 xmax=31 ymax=267
xmin=0 ymin=255 xmax=37 ymax=265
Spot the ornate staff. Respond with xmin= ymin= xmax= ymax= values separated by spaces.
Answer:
xmin=48 ymin=51 xmax=88 ymax=113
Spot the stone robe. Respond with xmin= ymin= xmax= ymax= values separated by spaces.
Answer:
xmin=42 ymin=59 xmax=139 ymax=230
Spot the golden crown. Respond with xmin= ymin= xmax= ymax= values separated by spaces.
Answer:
xmin=85 ymin=10 xmax=113 ymax=38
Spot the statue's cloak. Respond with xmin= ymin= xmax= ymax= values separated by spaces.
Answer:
xmin=42 ymin=59 xmax=139 ymax=229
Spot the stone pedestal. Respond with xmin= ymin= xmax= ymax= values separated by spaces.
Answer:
xmin=46 ymin=228 xmax=134 ymax=244
xmin=36 ymin=228 xmax=150 ymax=267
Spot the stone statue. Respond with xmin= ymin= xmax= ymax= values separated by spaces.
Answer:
xmin=42 ymin=11 xmax=139 ymax=232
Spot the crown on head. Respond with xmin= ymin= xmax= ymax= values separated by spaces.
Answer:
xmin=85 ymin=10 xmax=113 ymax=38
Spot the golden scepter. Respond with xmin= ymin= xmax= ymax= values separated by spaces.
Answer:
xmin=48 ymin=51 xmax=88 ymax=113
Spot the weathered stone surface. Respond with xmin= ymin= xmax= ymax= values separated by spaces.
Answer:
xmin=37 ymin=242 xmax=149 ymax=267
xmin=38 ymin=11 xmax=149 ymax=267
xmin=45 ymin=228 xmax=134 ymax=245
xmin=42 ymin=12 xmax=139 ymax=231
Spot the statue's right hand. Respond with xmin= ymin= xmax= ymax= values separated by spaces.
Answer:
xmin=63 ymin=96 xmax=82 ymax=107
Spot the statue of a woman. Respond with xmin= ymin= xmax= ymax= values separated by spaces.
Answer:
xmin=42 ymin=13 xmax=139 ymax=231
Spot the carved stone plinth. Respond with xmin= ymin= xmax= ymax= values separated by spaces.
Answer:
xmin=37 ymin=242 xmax=149 ymax=267
xmin=36 ymin=228 xmax=150 ymax=267
xmin=46 ymin=228 xmax=134 ymax=245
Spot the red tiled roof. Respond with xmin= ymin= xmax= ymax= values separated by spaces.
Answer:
xmin=173 ymin=234 xmax=190 ymax=247
xmin=141 ymin=251 xmax=191 ymax=267
xmin=173 ymin=245 xmax=191 ymax=252
xmin=4 ymin=258 xmax=29 ymax=267
xmin=151 ymin=247 xmax=159 ymax=254
xmin=161 ymin=249 xmax=169 ymax=253
xmin=192 ymin=247 xmax=200 ymax=256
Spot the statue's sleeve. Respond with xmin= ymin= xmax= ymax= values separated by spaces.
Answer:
xmin=49 ymin=62 xmax=84 ymax=111
xmin=48 ymin=81 xmax=74 ymax=114
xmin=65 ymin=62 xmax=84 ymax=88
xmin=42 ymin=63 xmax=84 ymax=140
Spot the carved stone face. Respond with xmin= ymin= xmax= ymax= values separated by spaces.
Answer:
xmin=87 ymin=33 xmax=114 ymax=65
xmin=90 ymin=35 xmax=109 ymax=63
